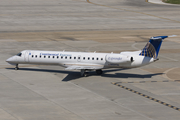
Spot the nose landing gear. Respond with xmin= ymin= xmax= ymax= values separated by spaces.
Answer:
xmin=15 ymin=64 xmax=19 ymax=70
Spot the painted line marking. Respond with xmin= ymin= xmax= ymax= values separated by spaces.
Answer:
xmin=116 ymin=80 xmax=179 ymax=84
xmin=131 ymin=43 xmax=139 ymax=50
xmin=163 ymin=67 xmax=179 ymax=81
xmin=112 ymin=82 xmax=180 ymax=111
xmin=86 ymin=0 xmax=180 ymax=23
xmin=160 ymin=55 xmax=178 ymax=62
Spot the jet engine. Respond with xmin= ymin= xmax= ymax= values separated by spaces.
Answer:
xmin=105 ymin=54 xmax=133 ymax=64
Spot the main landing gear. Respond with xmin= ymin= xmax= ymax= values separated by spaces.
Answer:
xmin=15 ymin=64 xmax=19 ymax=70
xmin=80 ymin=69 xmax=103 ymax=77
xmin=96 ymin=69 xmax=103 ymax=75
xmin=81 ymin=69 xmax=88 ymax=77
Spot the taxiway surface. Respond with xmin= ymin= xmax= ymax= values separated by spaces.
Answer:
xmin=0 ymin=0 xmax=180 ymax=120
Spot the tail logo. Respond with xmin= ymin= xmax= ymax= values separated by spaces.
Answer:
xmin=139 ymin=42 xmax=156 ymax=58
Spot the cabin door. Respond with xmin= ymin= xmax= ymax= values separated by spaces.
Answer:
xmin=24 ymin=51 xmax=29 ymax=62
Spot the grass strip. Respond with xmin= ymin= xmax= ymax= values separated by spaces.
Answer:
xmin=163 ymin=0 xmax=180 ymax=4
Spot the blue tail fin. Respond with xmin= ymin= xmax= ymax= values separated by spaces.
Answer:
xmin=139 ymin=36 xmax=168 ymax=59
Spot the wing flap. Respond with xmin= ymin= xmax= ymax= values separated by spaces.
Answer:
xmin=65 ymin=65 xmax=103 ymax=70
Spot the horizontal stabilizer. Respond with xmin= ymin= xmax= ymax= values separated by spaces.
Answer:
xmin=168 ymin=35 xmax=177 ymax=37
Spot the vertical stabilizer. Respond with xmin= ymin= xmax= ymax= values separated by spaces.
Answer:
xmin=139 ymin=36 xmax=168 ymax=59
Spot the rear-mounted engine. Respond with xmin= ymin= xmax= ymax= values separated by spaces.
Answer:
xmin=105 ymin=54 xmax=132 ymax=64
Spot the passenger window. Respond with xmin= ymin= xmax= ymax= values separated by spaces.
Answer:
xmin=40 ymin=55 xmax=41 ymax=58
xmin=97 ymin=58 xmax=98 ymax=60
xmin=70 ymin=57 xmax=72 ymax=59
xmin=61 ymin=56 xmax=63 ymax=59
xmin=53 ymin=56 xmax=54 ymax=58
xmin=88 ymin=57 xmax=90 ymax=60
xmin=35 ymin=55 xmax=37 ymax=58
xmin=17 ymin=53 xmax=22 ymax=57
xmin=74 ymin=57 xmax=76 ymax=59
xmin=48 ymin=56 xmax=50 ymax=58
xmin=92 ymin=57 xmax=94 ymax=60
xmin=44 ymin=56 xmax=46 ymax=58
xmin=83 ymin=57 xmax=85 ymax=60
xmin=78 ymin=57 xmax=80 ymax=59
xmin=101 ymin=58 xmax=103 ymax=60
xmin=57 ymin=56 xmax=59 ymax=59
xmin=65 ymin=56 xmax=67 ymax=59
xmin=32 ymin=55 xmax=34 ymax=58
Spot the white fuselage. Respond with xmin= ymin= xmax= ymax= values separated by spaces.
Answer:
xmin=6 ymin=35 xmax=170 ymax=76
xmin=6 ymin=50 xmax=155 ymax=70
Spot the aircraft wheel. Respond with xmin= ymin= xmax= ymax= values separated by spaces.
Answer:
xmin=81 ymin=72 xmax=88 ymax=77
xmin=84 ymin=72 xmax=88 ymax=77
xmin=15 ymin=64 xmax=19 ymax=70
xmin=81 ymin=69 xmax=88 ymax=77
xmin=96 ymin=69 xmax=103 ymax=75
xmin=15 ymin=67 xmax=19 ymax=70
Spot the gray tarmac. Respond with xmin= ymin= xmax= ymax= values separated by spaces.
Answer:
xmin=0 ymin=0 xmax=180 ymax=120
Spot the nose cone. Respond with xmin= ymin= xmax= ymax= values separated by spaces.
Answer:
xmin=6 ymin=56 xmax=17 ymax=64
xmin=6 ymin=57 xmax=12 ymax=63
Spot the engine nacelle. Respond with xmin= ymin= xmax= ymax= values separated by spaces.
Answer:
xmin=106 ymin=54 xmax=132 ymax=64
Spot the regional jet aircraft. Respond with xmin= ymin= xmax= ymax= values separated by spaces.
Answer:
xmin=6 ymin=36 xmax=174 ymax=77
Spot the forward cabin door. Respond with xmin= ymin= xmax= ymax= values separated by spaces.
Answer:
xmin=24 ymin=51 xmax=29 ymax=62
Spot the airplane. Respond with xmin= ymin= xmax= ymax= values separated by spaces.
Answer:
xmin=6 ymin=35 xmax=175 ymax=77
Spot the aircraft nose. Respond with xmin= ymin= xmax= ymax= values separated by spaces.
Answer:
xmin=6 ymin=57 xmax=12 ymax=63
xmin=6 ymin=56 xmax=16 ymax=63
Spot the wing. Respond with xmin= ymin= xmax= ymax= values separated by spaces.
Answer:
xmin=65 ymin=65 xmax=104 ymax=70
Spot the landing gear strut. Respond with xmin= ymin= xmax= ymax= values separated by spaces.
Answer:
xmin=15 ymin=64 xmax=19 ymax=70
xmin=80 ymin=69 xmax=88 ymax=77
xmin=96 ymin=69 xmax=103 ymax=75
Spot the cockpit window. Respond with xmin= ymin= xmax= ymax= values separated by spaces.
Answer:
xmin=16 ymin=53 xmax=22 ymax=57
